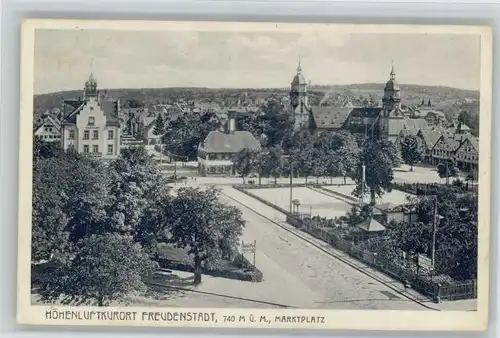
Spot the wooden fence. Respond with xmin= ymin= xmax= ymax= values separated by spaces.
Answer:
xmin=286 ymin=214 xmax=477 ymax=302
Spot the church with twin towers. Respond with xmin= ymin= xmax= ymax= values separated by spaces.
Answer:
xmin=287 ymin=59 xmax=429 ymax=142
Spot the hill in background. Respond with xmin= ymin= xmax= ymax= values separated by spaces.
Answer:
xmin=33 ymin=83 xmax=479 ymax=121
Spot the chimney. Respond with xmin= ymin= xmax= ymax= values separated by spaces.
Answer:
xmin=227 ymin=111 xmax=236 ymax=134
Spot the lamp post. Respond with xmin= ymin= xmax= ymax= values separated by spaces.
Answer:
xmin=361 ymin=118 xmax=368 ymax=204
xmin=431 ymin=195 xmax=445 ymax=271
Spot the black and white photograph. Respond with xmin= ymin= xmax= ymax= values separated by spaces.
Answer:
xmin=17 ymin=19 xmax=492 ymax=330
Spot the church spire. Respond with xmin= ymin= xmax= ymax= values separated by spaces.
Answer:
xmin=390 ymin=61 xmax=396 ymax=80
xmin=297 ymin=56 xmax=302 ymax=74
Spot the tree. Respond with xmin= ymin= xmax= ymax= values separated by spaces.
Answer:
xmin=291 ymin=130 xmax=315 ymax=184
xmin=268 ymin=146 xmax=283 ymax=184
xmin=353 ymin=139 xmax=402 ymax=205
xmin=38 ymin=233 xmax=156 ymax=306
xmin=387 ymin=220 xmax=432 ymax=256
xmin=162 ymin=111 xmax=220 ymax=160
xmin=258 ymin=100 xmax=294 ymax=148
xmin=314 ymin=131 xmax=359 ymax=184
xmin=153 ymin=113 xmax=166 ymax=136
xmin=232 ymin=148 xmax=259 ymax=184
xmin=333 ymin=131 xmax=361 ymax=184
xmin=312 ymin=147 xmax=327 ymax=184
xmin=437 ymin=160 xmax=459 ymax=185
xmin=466 ymin=167 xmax=478 ymax=192
xmin=126 ymin=99 xmax=142 ymax=109
xmin=253 ymin=150 xmax=269 ymax=185
xmin=32 ymin=158 xmax=70 ymax=262
xmin=167 ymin=187 xmax=245 ymax=284
xmin=107 ymin=146 xmax=171 ymax=254
xmin=458 ymin=109 xmax=479 ymax=136
xmin=401 ymin=187 xmax=478 ymax=280
xmin=400 ymin=135 xmax=423 ymax=171
xmin=119 ymin=146 xmax=155 ymax=167
xmin=32 ymin=148 xmax=112 ymax=257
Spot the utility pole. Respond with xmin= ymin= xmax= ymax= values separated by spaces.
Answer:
xmin=289 ymin=159 xmax=293 ymax=214
xmin=362 ymin=118 xmax=368 ymax=203
xmin=159 ymin=143 xmax=163 ymax=168
xmin=431 ymin=195 xmax=438 ymax=269
xmin=446 ymin=161 xmax=449 ymax=185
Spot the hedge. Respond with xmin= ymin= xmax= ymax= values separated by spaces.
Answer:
xmin=157 ymin=253 xmax=263 ymax=283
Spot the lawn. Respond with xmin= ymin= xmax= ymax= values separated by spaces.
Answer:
xmin=323 ymin=185 xmax=416 ymax=206
xmin=249 ymin=187 xmax=352 ymax=219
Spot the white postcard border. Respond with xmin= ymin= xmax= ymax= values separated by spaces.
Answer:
xmin=17 ymin=19 xmax=493 ymax=331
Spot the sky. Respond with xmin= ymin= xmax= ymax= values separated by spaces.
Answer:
xmin=33 ymin=29 xmax=481 ymax=94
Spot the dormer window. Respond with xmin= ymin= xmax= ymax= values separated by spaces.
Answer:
xmin=88 ymin=116 xmax=95 ymax=126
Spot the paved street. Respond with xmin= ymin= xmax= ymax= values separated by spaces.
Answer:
xmin=216 ymin=187 xmax=434 ymax=310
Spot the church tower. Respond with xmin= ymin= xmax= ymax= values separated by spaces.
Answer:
xmin=290 ymin=59 xmax=308 ymax=110
xmin=379 ymin=64 xmax=402 ymax=139
xmin=83 ymin=72 xmax=98 ymax=101
xmin=290 ymin=59 xmax=310 ymax=129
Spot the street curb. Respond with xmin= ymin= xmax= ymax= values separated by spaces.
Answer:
xmin=220 ymin=189 xmax=442 ymax=312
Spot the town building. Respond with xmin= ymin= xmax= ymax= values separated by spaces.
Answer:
xmin=308 ymin=107 xmax=352 ymax=134
xmin=430 ymin=135 xmax=461 ymax=164
xmin=197 ymin=111 xmax=261 ymax=176
xmin=374 ymin=202 xmax=419 ymax=225
xmin=33 ymin=113 xmax=61 ymax=142
xmin=416 ymin=129 xmax=442 ymax=164
xmin=454 ymin=135 xmax=479 ymax=171
xmin=378 ymin=65 xmax=429 ymax=142
xmin=289 ymin=62 xmax=428 ymax=142
xmin=422 ymin=109 xmax=447 ymax=126
xmin=60 ymin=73 xmax=121 ymax=160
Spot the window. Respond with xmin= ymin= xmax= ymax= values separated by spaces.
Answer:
xmin=107 ymin=144 xmax=113 ymax=154
xmin=93 ymin=145 xmax=99 ymax=153
xmin=216 ymin=153 xmax=222 ymax=160
xmin=69 ymin=130 xmax=75 ymax=139
xmin=68 ymin=144 xmax=75 ymax=150
xmin=108 ymin=130 xmax=114 ymax=139
xmin=93 ymin=130 xmax=99 ymax=140
xmin=83 ymin=145 xmax=89 ymax=153
xmin=88 ymin=116 xmax=95 ymax=126
xmin=84 ymin=130 xmax=90 ymax=140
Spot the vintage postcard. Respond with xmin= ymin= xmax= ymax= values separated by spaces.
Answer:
xmin=17 ymin=19 xmax=492 ymax=331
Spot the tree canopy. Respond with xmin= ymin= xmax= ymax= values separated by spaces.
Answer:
xmin=38 ymin=233 xmax=156 ymax=306
xmin=437 ymin=159 xmax=459 ymax=185
xmin=400 ymin=134 xmax=423 ymax=171
xmin=232 ymin=148 xmax=260 ymax=184
xmin=167 ymin=187 xmax=245 ymax=284
xmin=161 ymin=112 xmax=220 ymax=161
xmin=353 ymin=139 xmax=402 ymax=204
